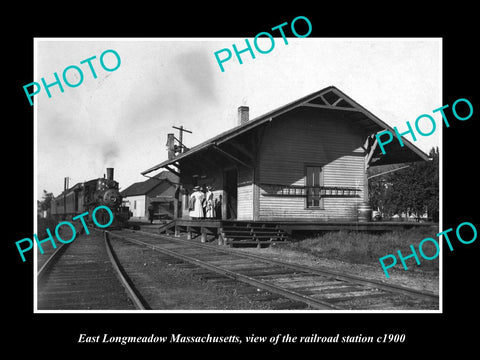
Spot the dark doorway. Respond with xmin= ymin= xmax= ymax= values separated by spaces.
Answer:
xmin=223 ymin=168 xmax=238 ymax=219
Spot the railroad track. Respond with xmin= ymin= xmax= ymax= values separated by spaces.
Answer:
xmin=37 ymin=227 xmax=305 ymax=310
xmin=37 ymin=229 xmax=137 ymax=310
xmin=106 ymin=229 xmax=439 ymax=310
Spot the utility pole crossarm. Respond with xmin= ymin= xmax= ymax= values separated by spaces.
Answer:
xmin=172 ymin=125 xmax=192 ymax=153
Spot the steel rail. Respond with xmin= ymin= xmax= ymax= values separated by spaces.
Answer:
xmin=104 ymin=231 xmax=150 ymax=310
xmin=133 ymin=229 xmax=439 ymax=303
xmin=107 ymin=231 xmax=340 ymax=310
xmin=37 ymin=242 xmax=70 ymax=282
xmin=37 ymin=223 xmax=88 ymax=282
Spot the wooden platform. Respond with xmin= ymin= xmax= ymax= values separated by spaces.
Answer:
xmin=275 ymin=220 xmax=435 ymax=232
xmin=153 ymin=219 xmax=436 ymax=247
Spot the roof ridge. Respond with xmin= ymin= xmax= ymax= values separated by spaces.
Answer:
xmin=141 ymin=85 xmax=428 ymax=175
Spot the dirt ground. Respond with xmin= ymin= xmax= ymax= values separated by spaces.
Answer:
xmin=110 ymin=236 xmax=308 ymax=310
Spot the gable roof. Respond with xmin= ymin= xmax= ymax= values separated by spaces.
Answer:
xmin=121 ymin=171 xmax=178 ymax=197
xmin=142 ymin=85 xmax=429 ymax=175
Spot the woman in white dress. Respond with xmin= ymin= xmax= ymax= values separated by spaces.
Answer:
xmin=204 ymin=186 xmax=215 ymax=218
xmin=189 ymin=186 xmax=205 ymax=219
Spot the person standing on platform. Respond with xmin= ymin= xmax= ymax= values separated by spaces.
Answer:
xmin=204 ymin=186 xmax=215 ymax=219
xmin=189 ymin=186 xmax=205 ymax=220
xmin=147 ymin=204 xmax=155 ymax=224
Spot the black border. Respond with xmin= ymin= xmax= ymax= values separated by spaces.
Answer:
xmin=7 ymin=5 xmax=479 ymax=354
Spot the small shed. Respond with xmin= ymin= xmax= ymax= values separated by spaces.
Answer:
xmin=121 ymin=171 xmax=179 ymax=221
xmin=142 ymin=86 xmax=428 ymax=223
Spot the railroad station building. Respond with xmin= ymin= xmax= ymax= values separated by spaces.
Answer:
xmin=143 ymin=86 xmax=427 ymax=221
xmin=141 ymin=86 xmax=430 ymax=242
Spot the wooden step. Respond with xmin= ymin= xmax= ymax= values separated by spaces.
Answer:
xmin=225 ymin=239 xmax=288 ymax=247
xmin=223 ymin=223 xmax=280 ymax=229
xmin=222 ymin=227 xmax=285 ymax=231
xmin=222 ymin=230 xmax=284 ymax=236
xmin=224 ymin=235 xmax=287 ymax=240
xmin=222 ymin=229 xmax=254 ymax=234
xmin=219 ymin=222 xmax=290 ymax=248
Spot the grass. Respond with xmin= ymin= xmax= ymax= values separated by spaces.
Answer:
xmin=284 ymin=227 xmax=439 ymax=272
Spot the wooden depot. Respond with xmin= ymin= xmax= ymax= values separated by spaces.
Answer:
xmin=142 ymin=86 xmax=431 ymax=246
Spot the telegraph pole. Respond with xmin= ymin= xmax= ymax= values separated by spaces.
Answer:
xmin=172 ymin=125 xmax=192 ymax=153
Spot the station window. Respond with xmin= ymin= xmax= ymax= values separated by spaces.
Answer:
xmin=306 ymin=165 xmax=324 ymax=209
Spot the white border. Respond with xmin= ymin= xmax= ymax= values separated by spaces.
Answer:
xmin=33 ymin=37 xmax=443 ymax=314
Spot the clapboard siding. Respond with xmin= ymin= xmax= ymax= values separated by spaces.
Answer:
xmin=237 ymin=165 xmax=253 ymax=220
xmin=237 ymin=185 xmax=253 ymax=220
xmin=258 ymin=108 xmax=366 ymax=220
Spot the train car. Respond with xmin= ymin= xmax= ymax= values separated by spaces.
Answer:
xmin=51 ymin=168 xmax=131 ymax=228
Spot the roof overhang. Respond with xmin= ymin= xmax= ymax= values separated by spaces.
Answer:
xmin=142 ymin=86 xmax=429 ymax=176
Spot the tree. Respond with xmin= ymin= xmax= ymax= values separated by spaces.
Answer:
xmin=368 ymin=147 xmax=439 ymax=221
xmin=38 ymin=190 xmax=54 ymax=213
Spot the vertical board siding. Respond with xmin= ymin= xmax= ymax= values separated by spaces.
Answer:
xmin=258 ymin=108 xmax=366 ymax=220
xmin=65 ymin=192 xmax=76 ymax=214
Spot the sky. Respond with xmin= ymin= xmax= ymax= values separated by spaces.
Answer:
xmin=35 ymin=38 xmax=442 ymax=198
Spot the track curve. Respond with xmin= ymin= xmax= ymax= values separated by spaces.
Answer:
xmin=107 ymin=229 xmax=439 ymax=310
xmin=37 ymin=230 xmax=137 ymax=310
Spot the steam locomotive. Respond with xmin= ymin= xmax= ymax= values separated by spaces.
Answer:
xmin=50 ymin=168 xmax=131 ymax=227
